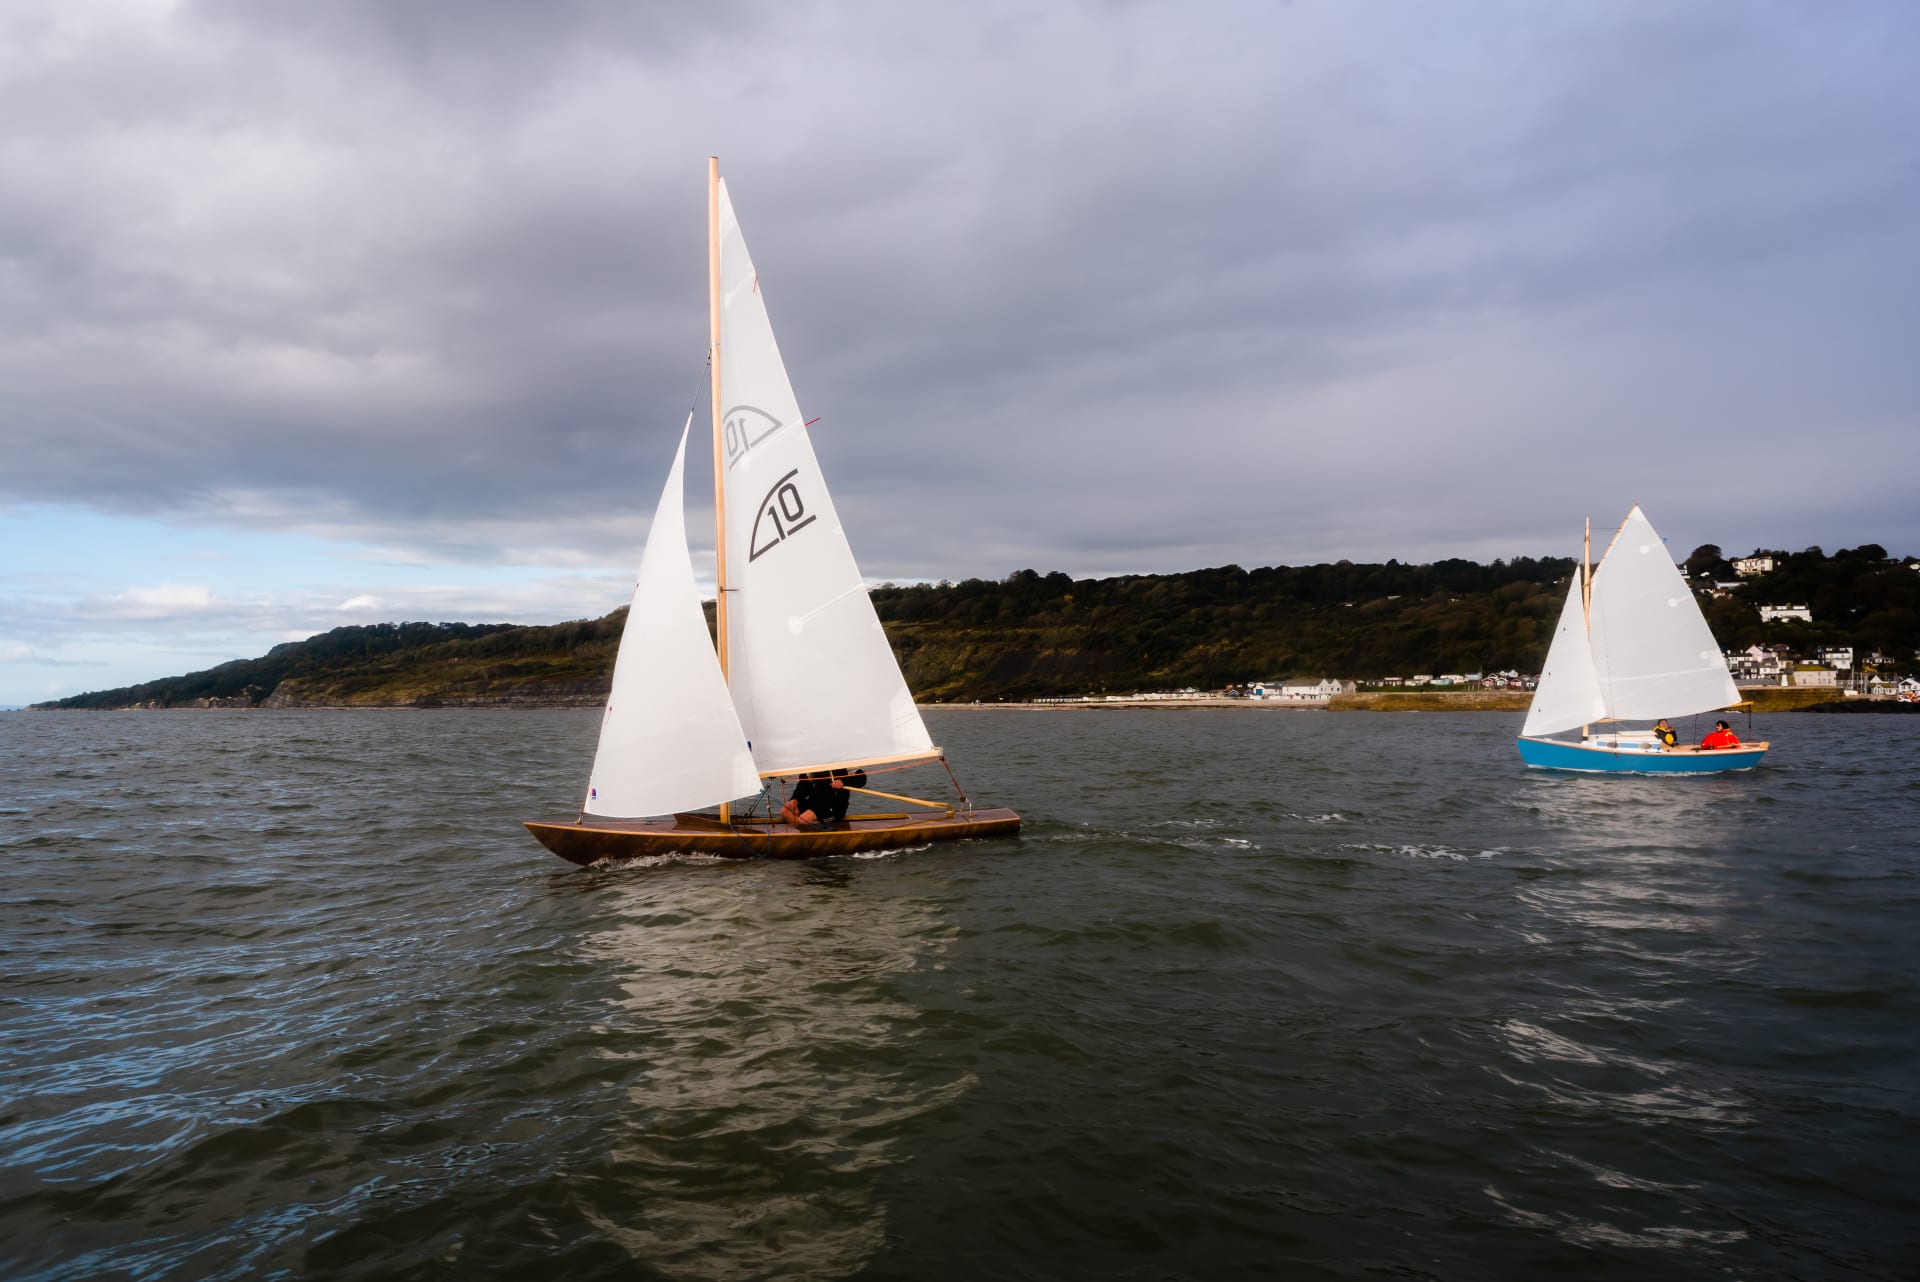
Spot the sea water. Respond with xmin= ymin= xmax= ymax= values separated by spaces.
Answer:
xmin=1 ymin=709 xmax=1915 ymax=1280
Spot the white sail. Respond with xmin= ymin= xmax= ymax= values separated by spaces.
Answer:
xmin=1521 ymin=569 xmax=1607 ymax=737
xmin=1588 ymin=505 xmax=1740 ymax=721
xmin=713 ymin=180 xmax=936 ymax=776
xmin=584 ymin=418 xmax=762 ymax=817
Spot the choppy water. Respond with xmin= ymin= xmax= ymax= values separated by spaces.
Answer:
xmin=2 ymin=708 xmax=1915 ymax=1280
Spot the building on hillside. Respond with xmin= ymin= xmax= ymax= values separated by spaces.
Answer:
xmin=1733 ymin=556 xmax=1776 ymax=576
xmin=1727 ymin=645 xmax=1791 ymax=685
xmin=1759 ymin=604 xmax=1812 ymax=623
xmin=1791 ymin=666 xmax=1837 ymax=688
xmin=1275 ymin=678 xmax=1355 ymax=700
xmin=1816 ymin=646 xmax=1854 ymax=671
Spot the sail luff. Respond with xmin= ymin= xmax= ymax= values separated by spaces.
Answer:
xmin=710 ymin=157 xmax=731 ymax=826
xmin=709 ymin=156 xmax=728 ymax=680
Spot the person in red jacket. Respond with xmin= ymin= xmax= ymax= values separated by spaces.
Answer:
xmin=1701 ymin=720 xmax=1741 ymax=750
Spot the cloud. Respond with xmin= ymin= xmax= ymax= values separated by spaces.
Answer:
xmin=89 ymin=582 xmax=220 ymax=619
xmin=0 ymin=0 xmax=1915 ymax=597
xmin=0 ymin=639 xmax=106 ymax=669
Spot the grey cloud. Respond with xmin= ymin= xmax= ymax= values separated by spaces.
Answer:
xmin=2 ymin=0 xmax=1916 ymax=583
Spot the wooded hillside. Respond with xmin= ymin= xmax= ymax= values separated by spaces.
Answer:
xmin=34 ymin=545 xmax=1918 ymax=708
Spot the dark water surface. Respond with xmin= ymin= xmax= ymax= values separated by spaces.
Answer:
xmin=2 ymin=709 xmax=1915 ymax=1280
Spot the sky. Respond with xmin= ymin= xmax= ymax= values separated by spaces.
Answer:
xmin=3 ymin=0 xmax=1916 ymax=706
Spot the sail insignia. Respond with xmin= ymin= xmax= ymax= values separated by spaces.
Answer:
xmin=747 ymin=468 xmax=818 ymax=562
xmin=723 ymin=404 xmax=784 ymax=469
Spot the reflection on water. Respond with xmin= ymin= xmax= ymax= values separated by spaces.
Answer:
xmin=574 ymin=863 xmax=969 ymax=1280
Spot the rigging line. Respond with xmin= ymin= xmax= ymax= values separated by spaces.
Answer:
xmin=688 ymin=358 xmax=711 ymax=420
xmin=938 ymin=756 xmax=974 ymax=817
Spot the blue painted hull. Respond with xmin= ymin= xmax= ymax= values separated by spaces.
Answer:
xmin=1515 ymin=736 xmax=1768 ymax=774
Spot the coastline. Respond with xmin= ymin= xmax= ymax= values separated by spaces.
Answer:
xmin=929 ymin=687 xmax=1867 ymax=714
xmin=28 ymin=687 xmax=1891 ymax=715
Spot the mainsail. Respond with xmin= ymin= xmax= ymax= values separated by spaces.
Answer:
xmin=584 ymin=418 xmax=761 ymax=817
xmin=1587 ymin=506 xmax=1739 ymax=721
xmin=714 ymin=179 xmax=937 ymax=776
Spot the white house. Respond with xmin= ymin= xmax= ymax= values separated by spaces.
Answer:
xmin=1816 ymin=646 xmax=1854 ymax=671
xmin=1276 ymin=678 xmax=1354 ymax=700
xmin=1760 ymin=604 xmax=1812 ymax=623
xmin=1792 ymin=666 xmax=1837 ymax=687
xmin=1733 ymin=556 xmax=1776 ymax=576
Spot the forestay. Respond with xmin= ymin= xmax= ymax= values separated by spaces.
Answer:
xmin=1587 ymin=505 xmax=1739 ymax=721
xmin=584 ymin=419 xmax=762 ymax=817
xmin=713 ymin=180 xmax=937 ymax=776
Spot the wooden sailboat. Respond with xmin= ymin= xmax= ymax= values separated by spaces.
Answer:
xmin=526 ymin=159 xmax=1019 ymax=863
xmin=1515 ymin=505 xmax=1767 ymax=773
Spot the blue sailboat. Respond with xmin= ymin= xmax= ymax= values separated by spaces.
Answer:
xmin=1516 ymin=506 xmax=1767 ymax=774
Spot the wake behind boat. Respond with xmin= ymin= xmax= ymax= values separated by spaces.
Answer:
xmin=1516 ymin=505 xmax=1768 ymax=774
xmin=525 ymin=159 xmax=1018 ymax=864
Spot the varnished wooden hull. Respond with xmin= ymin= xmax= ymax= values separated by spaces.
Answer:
xmin=525 ymin=807 xmax=1021 ymax=866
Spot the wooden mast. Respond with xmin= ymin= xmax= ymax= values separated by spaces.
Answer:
xmin=1582 ymin=517 xmax=1591 ymax=627
xmin=1581 ymin=516 xmax=1591 ymax=742
xmin=710 ymin=156 xmax=731 ymax=825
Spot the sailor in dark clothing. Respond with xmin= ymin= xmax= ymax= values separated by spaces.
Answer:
xmin=782 ymin=768 xmax=869 ymax=827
